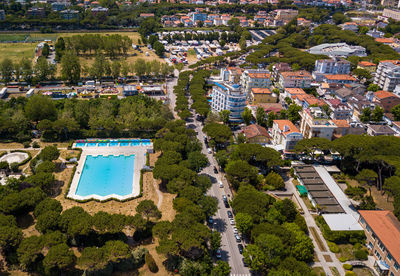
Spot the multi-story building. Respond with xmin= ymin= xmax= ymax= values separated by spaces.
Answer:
xmin=211 ymin=82 xmax=247 ymax=122
xmin=271 ymin=120 xmax=303 ymax=152
xmin=27 ymin=7 xmax=45 ymax=17
xmin=322 ymin=74 xmax=357 ymax=84
xmin=326 ymin=99 xmax=353 ymax=120
xmin=51 ymin=2 xmax=69 ymax=11
xmin=60 ymin=9 xmax=79 ymax=20
xmin=240 ymin=69 xmax=271 ymax=92
xmin=299 ymin=107 xmax=337 ymax=140
xmin=358 ymin=61 xmax=377 ymax=73
xmin=382 ymin=8 xmax=400 ymax=21
xmin=91 ymin=7 xmax=108 ymax=16
xmin=272 ymin=62 xmax=291 ymax=82
xmin=249 ymin=88 xmax=276 ymax=104
xmin=220 ymin=67 xmax=243 ymax=83
xmin=358 ymin=210 xmax=400 ymax=276
xmin=313 ymin=59 xmax=351 ymax=81
xmin=190 ymin=12 xmax=207 ymax=23
xmin=373 ymin=90 xmax=400 ymax=112
xmin=374 ymin=60 xmax=400 ymax=92
xmin=274 ymin=9 xmax=298 ymax=21
xmin=278 ymin=71 xmax=312 ymax=88
xmin=0 ymin=10 xmax=5 ymax=21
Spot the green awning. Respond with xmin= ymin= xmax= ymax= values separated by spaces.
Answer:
xmin=296 ymin=185 xmax=308 ymax=196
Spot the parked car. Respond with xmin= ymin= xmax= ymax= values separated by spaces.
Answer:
xmin=208 ymin=217 xmax=213 ymax=224
xmin=224 ymin=200 xmax=230 ymax=208
xmin=213 ymin=167 xmax=218 ymax=174
xmin=238 ymin=244 xmax=244 ymax=254
xmin=235 ymin=234 xmax=241 ymax=242
xmin=227 ymin=210 xmax=233 ymax=218
xmin=222 ymin=195 xmax=227 ymax=202
xmin=229 ymin=218 xmax=235 ymax=225
xmin=216 ymin=249 xmax=222 ymax=259
xmin=232 ymin=227 xmax=238 ymax=234
xmin=219 ymin=181 xmax=223 ymax=188
xmin=207 ymin=148 xmax=212 ymax=154
xmin=242 ymin=258 xmax=248 ymax=267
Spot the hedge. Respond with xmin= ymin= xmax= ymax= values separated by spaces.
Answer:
xmin=146 ymin=153 xmax=150 ymax=167
xmin=145 ymin=252 xmax=158 ymax=273
xmin=0 ymin=152 xmax=7 ymax=158
xmin=328 ymin=241 xmax=339 ymax=253
xmin=315 ymin=216 xmax=365 ymax=244
xmin=9 ymin=150 xmax=32 ymax=167
xmin=343 ymin=264 xmax=353 ymax=270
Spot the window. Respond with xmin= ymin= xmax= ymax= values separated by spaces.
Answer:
xmin=395 ymin=262 xmax=399 ymax=271
xmin=369 ymin=242 xmax=373 ymax=249
xmin=387 ymin=253 xmax=392 ymax=262
xmin=360 ymin=217 xmax=365 ymax=225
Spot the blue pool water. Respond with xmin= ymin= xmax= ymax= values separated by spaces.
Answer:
xmin=98 ymin=142 xmax=108 ymax=147
xmin=109 ymin=142 xmax=119 ymax=147
xmin=131 ymin=141 xmax=140 ymax=146
xmin=87 ymin=143 xmax=97 ymax=147
xmin=120 ymin=142 xmax=130 ymax=146
xmin=75 ymin=140 xmax=152 ymax=147
xmin=75 ymin=155 xmax=135 ymax=197
xmin=76 ymin=143 xmax=86 ymax=147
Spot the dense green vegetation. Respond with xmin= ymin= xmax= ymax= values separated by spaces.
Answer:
xmin=0 ymin=94 xmax=172 ymax=142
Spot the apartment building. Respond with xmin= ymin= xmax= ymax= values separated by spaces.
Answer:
xmin=272 ymin=63 xmax=291 ymax=82
xmin=60 ymin=9 xmax=79 ymax=20
xmin=358 ymin=61 xmax=377 ymax=73
xmin=374 ymin=60 xmax=400 ymax=91
xmin=299 ymin=107 xmax=337 ymax=140
xmin=275 ymin=9 xmax=298 ymax=21
xmin=240 ymin=69 xmax=271 ymax=92
xmin=250 ymin=88 xmax=276 ymax=104
xmin=313 ymin=59 xmax=351 ymax=81
xmin=278 ymin=71 xmax=312 ymax=88
xmin=211 ymin=82 xmax=247 ymax=122
xmin=322 ymin=74 xmax=357 ymax=84
xmin=373 ymin=90 xmax=400 ymax=112
xmin=271 ymin=120 xmax=303 ymax=152
xmin=326 ymin=99 xmax=353 ymax=120
xmin=382 ymin=8 xmax=400 ymax=21
xmin=358 ymin=210 xmax=400 ymax=276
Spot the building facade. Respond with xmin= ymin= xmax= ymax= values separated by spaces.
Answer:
xmin=359 ymin=210 xmax=400 ymax=276
xmin=375 ymin=61 xmax=400 ymax=92
xmin=278 ymin=71 xmax=312 ymax=88
xmin=299 ymin=107 xmax=337 ymax=140
xmin=250 ymin=88 xmax=276 ymax=104
xmin=271 ymin=120 xmax=303 ymax=152
xmin=211 ymin=82 xmax=247 ymax=122
xmin=314 ymin=59 xmax=351 ymax=74
xmin=240 ymin=69 xmax=271 ymax=92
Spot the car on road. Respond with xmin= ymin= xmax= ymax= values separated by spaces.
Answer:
xmin=208 ymin=217 xmax=213 ymax=224
xmin=213 ymin=166 xmax=218 ymax=174
xmin=235 ymin=234 xmax=241 ymax=242
xmin=229 ymin=218 xmax=235 ymax=225
xmin=222 ymin=195 xmax=227 ymax=201
xmin=216 ymin=249 xmax=222 ymax=259
xmin=218 ymin=181 xmax=223 ymax=188
xmin=224 ymin=200 xmax=229 ymax=208
xmin=242 ymin=258 xmax=248 ymax=267
xmin=232 ymin=227 xmax=238 ymax=234
xmin=207 ymin=148 xmax=212 ymax=154
xmin=227 ymin=210 xmax=233 ymax=218
xmin=238 ymin=244 xmax=244 ymax=254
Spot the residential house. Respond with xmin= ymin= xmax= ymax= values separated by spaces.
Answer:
xmin=332 ymin=119 xmax=350 ymax=138
xmin=27 ymin=7 xmax=45 ymax=17
xmin=60 ymin=9 xmax=79 ymax=20
xmin=317 ymin=82 xmax=342 ymax=96
xmin=275 ymin=9 xmax=298 ymax=21
xmin=240 ymin=70 xmax=271 ymax=92
xmin=348 ymin=94 xmax=375 ymax=118
xmin=250 ymin=88 xmax=276 ymax=104
xmin=51 ymin=2 xmax=69 ymax=11
xmin=91 ymin=7 xmax=108 ymax=16
xmin=280 ymin=87 xmax=307 ymax=103
xmin=242 ymin=124 xmax=271 ymax=144
xmin=297 ymin=17 xmax=311 ymax=26
xmin=271 ymin=120 xmax=303 ymax=152
xmin=140 ymin=13 xmax=155 ymax=18
xmin=221 ymin=14 xmax=231 ymax=25
xmin=340 ymin=22 xmax=359 ymax=32
xmin=272 ymin=62 xmax=291 ymax=82
xmin=299 ymin=107 xmax=337 ymax=140
xmin=367 ymin=124 xmax=396 ymax=136
xmin=256 ymin=103 xmax=283 ymax=116
xmin=374 ymin=60 xmax=400 ymax=91
xmin=373 ymin=90 xmax=400 ymax=112
xmin=358 ymin=61 xmax=377 ymax=73
xmin=191 ymin=12 xmax=207 ymax=24
xmin=278 ymin=71 xmax=312 ymax=88
xmin=358 ymin=210 xmax=400 ymax=276
xmin=326 ymin=99 xmax=353 ymax=120
xmin=322 ymin=74 xmax=357 ymax=84
xmin=211 ymin=82 xmax=247 ymax=122
xmin=376 ymin=37 xmax=395 ymax=45
xmin=367 ymin=29 xmax=385 ymax=38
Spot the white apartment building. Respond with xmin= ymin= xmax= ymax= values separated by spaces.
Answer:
xmin=374 ymin=60 xmax=400 ymax=92
xmin=211 ymin=82 xmax=247 ymax=122
xmin=271 ymin=120 xmax=303 ymax=152
xmin=278 ymin=71 xmax=313 ymax=88
xmin=299 ymin=107 xmax=337 ymax=140
xmin=240 ymin=69 xmax=271 ymax=93
xmin=313 ymin=59 xmax=351 ymax=81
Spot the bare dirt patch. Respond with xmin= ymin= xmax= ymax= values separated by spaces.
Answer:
xmin=323 ymin=255 xmax=333 ymax=262
xmin=0 ymin=142 xmax=24 ymax=149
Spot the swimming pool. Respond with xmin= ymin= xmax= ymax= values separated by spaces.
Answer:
xmin=75 ymin=155 xmax=135 ymax=197
xmin=74 ymin=139 xmax=152 ymax=147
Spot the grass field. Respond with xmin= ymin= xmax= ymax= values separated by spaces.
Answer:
xmin=0 ymin=34 xmax=28 ymax=42
xmin=0 ymin=42 xmax=36 ymax=61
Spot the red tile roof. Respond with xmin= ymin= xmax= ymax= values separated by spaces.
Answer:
xmin=243 ymin=124 xmax=270 ymax=139
xmin=375 ymin=90 xmax=398 ymax=100
xmin=359 ymin=210 xmax=400 ymax=264
xmin=251 ymin=88 xmax=272 ymax=94
xmin=248 ymin=72 xmax=271 ymax=79
xmin=332 ymin=119 xmax=349 ymax=128
xmin=358 ymin=61 xmax=376 ymax=67
xmin=324 ymin=74 xmax=357 ymax=81
xmin=274 ymin=120 xmax=300 ymax=137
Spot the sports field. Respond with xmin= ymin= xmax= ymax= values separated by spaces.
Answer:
xmin=0 ymin=42 xmax=36 ymax=61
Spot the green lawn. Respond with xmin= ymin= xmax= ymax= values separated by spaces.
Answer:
xmin=0 ymin=42 xmax=36 ymax=61
xmin=0 ymin=34 xmax=28 ymax=42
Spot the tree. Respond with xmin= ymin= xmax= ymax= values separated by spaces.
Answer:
xmin=242 ymin=107 xmax=252 ymax=125
xmin=111 ymin=60 xmax=121 ymax=79
xmin=0 ymin=58 xmax=13 ymax=84
xmin=77 ymin=246 xmax=108 ymax=272
xmin=34 ymin=56 xmax=55 ymax=81
xmin=368 ymin=83 xmax=380 ymax=92
xmin=17 ymin=236 xmax=43 ymax=271
xmin=287 ymin=104 xmax=302 ymax=123
xmin=136 ymin=200 xmax=161 ymax=221
xmin=34 ymin=198 xmax=62 ymax=218
xmin=267 ymin=111 xmax=276 ymax=128
xmin=42 ymin=243 xmax=76 ymax=274
xmin=25 ymin=95 xmax=57 ymax=122
xmin=154 ymin=41 xmax=165 ymax=57
xmin=228 ymin=18 xmax=240 ymax=30
xmin=61 ymin=51 xmax=81 ymax=84
xmin=264 ymin=172 xmax=285 ymax=190
xmin=256 ymin=107 xmax=266 ymax=126
xmin=332 ymin=13 xmax=349 ymax=24
xmin=145 ymin=252 xmax=159 ymax=273
xmin=210 ymin=231 xmax=221 ymax=252
xmin=138 ymin=17 xmax=160 ymax=38
xmin=359 ymin=107 xmax=371 ymax=123
xmin=358 ymin=26 xmax=369 ymax=35
xmin=187 ymin=151 xmax=209 ymax=172
xmin=36 ymin=211 xmax=60 ymax=233
xmin=294 ymin=137 xmax=330 ymax=160
xmin=372 ymin=106 xmax=384 ymax=122
xmin=211 ymin=261 xmax=231 ymax=276
xmin=392 ymin=104 xmax=400 ymax=120
xmin=356 ymin=169 xmax=378 ymax=196
xmin=0 ymin=226 xmax=23 ymax=252
xmin=20 ymin=58 xmax=33 ymax=83
xmin=225 ymin=160 xmax=258 ymax=189
xmin=235 ymin=212 xmax=253 ymax=236
xmin=352 ymin=68 xmax=371 ymax=80
xmin=134 ymin=58 xmax=147 ymax=80
xmin=215 ymin=150 xmax=229 ymax=168
xmin=90 ymin=54 xmax=106 ymax=80
xmin=35 ymin=160 xmax=56 ymax=174
xmin=219 ymin=110 xmax=231 ymax=124
xmin=40 ymin=145 xmax=60 ymax=161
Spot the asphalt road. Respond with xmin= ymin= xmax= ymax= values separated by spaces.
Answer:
xmin=188 ymin=113 xmax=250 ymax=276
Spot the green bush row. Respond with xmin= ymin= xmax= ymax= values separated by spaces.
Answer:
xmin=315 ymin=216 xmax=365 ymax=244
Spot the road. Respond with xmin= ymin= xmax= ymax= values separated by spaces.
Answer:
xmin=187 ymin=111 xmax=250 ymax=276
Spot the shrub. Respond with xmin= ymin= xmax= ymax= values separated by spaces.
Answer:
xmin=145 ymin=252 xmax=158 ymax=273
xmin=345 ymin=271 xmax=356 ymax=276
xmin=343 ymin=264 xmax=353 ymax=270
xmin=10 ymin=162 xmax=19 ymax=172
xmin=354 ymin=249 xmax=369 ymax=260
xmin=23 ymin=141 xmax=31 ymax=148
xmin=327 ymin=241 xmax=339 ymax=253
xmin=32 ymin=141 xmax=40 ymax=148
xmin=339 ymin=256 xmax=348 ymax=262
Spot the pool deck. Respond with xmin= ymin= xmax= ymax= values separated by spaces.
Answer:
xmin=67 ymin=144 xmax=151 ymax=201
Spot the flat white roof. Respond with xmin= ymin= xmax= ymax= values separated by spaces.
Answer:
xmin=322 ymin=214 xmax=363 ymax=231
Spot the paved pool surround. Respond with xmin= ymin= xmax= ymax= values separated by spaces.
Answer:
xmin=67 ymin=142 xmax=151 ymax=201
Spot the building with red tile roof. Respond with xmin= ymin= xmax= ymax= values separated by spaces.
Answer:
xmin=242 ymin=124 xmax=270 ymax=144
xmin=271 ymin=120 xmax=303 ymax=152
xmin=373 ymin=91 xmax=400 ymax=112
xmin=359 ymin=210 xmax=400 ymax=276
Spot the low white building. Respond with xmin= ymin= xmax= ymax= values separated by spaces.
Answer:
xmin=271 ymin=119 xmax=303 ymax=153
xmin=308 ymin=43 xmax=367 ymax=57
